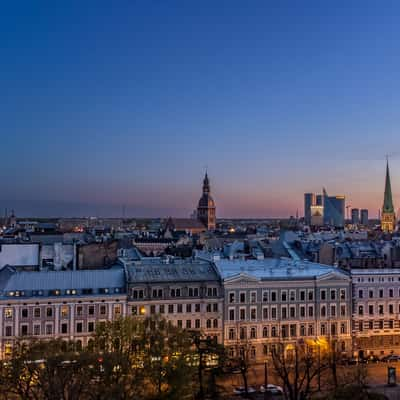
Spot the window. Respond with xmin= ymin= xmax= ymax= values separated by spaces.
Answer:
xmin=281 ymin=291 xmax=287 ymax=302
xmin=88 ymin=306 xmax=95 ymax=315
xmin=131 ymin=306 xmax=138 ymax=315
xmin=290 ymin=307 xmax=295 ymax=318
xmin=358 ymin=289 xmax=363 ymax=299
xmin=320 ymin=290 xmax=326 ymax=300
xmin=195 ymin=319 xmax=200 ymax=329
xmin=213 ymin=303 xmax=218 ymax=312
xmin=389 ymin=320 xmax=394 ymax=329
xmin=389 ymin=289 xmax=394 ymax=298
xmin=369 ymin=305 xmax=374 ymax=315
xmin=263 ymin=326 xmax=268 ymax=338
xmin=308 ymin=290 xmax=314 ymax=301
xmin=331 ymin=323 xmax=337 ymax=336
xmin=321 ymin=305 xmax=326 ymax=317
xmin=250 ymin=327 xmax=257 ymax=339
xmin=61 ymin=306 xmax=69 ymax=318
xmin=195 ymin=304 xmax=201 ymax=312
xmin=271 ymin=326 xmax=277 ymax=337
xmin=229 ymin=309 xmax=235 ymax=321
xmin=379 ymin=320 xmax=384 ymax=329
xmin=330 ymin=305 xmax=336 ymax=317
xmin=271 ymin=307 xmax=277 ymax=319
xmin=186 ymin=304 xmax=192 ymax=313
xmin=46 ymin=307 xmax=53 ymax=317
xmin=389 ymin=304 xmax=394 ymax=314
xmin=177 ymin=304 xmax=183 ymax=313
xmin=250 ymin=307 xmax=256 ymax=320
xmin=340 ymin=289 xmax=346 ymax=300
xmin=300 ymin=291 xmax=305 ymax=301
xmin=177 ymin=320 xmax=182 ymax=328
xmin=160 ymin=305 xmax=165 ymax=314
xmin=100 ymin=305 xmax=107 ymax=315
xmin=263 ymin=307 xmax=268 ymax=319
xmin=250 ymin=291 xmax=256 ymax=303
xmin=262 ymin=291 xmax=268 ymax=302
xmin=186 ymin=320 xmax=191 ymax=329
xmin=330 ymin=290 xmax=336 ymax=300
xmin=378 ymin=305 xmax=384 ymax=315
xmin=290 ymin=290 xmax=296 ymax=301
xmin=88 ymin=322 xmax=95 ymax=332
xmin=46 ymin=324 xmax=53 ymax=335
xmin=308 ymin=324 xmax=314 ymax=336
xmin=300 ymin=306 xmax=305 ymax=318
xmin=308 ymin=306 xmax=314 ymax=317
xmin=340 ymin=323 xmax=346 ymax=334
xmin=379 ymin=289 xmax=384 ymax=298
xmin=5 ymin=326 xmax=12 ymax=337
xmin=369 ymin=290 xmax=374 ymax=299
xmin=150 ymin=305 xmax=156 ymax=314
xmin=240 ymin=308 xmax=246 ymax=321
xmin=340 ymin=305 xmax=346 ymax=316
xmin=229 ymin=292 xmax=235 ymax=303
xmin=358 ymin=305 xmax=364 ymax=315
xmin=271 ymin=291 xmax=277 ymax=302
xmin=61 ymin=323 xmax=68 ymax=334
xmin=113 ymin=305 xmax=121 ymax=317
xmin=320 ymin=324 xmax=326 ymax=335
xmin=300 ymin=325 xmax=306 ymax=336
xmin=34 ymin=307 xmax=41 ymax=318
xmin=21 ymin=308 xmax=28 ymax=318
xmin=281 ymin=307 xmax=287 ymax=319
xmin=281 ymin=325 xmax=288 ymax=338
xmin=168 ymin=305 xmax=174 ymax=313
xmin=240 ymin=292 xmax=246 ymax=303
xmin=240 ymin=327 xmax=246 ymax=340
xmin=76 ymin=306 xmax=83 ymax=316
xmin=21 ymin=325 xmax=28 ymax=336
xmin=369 ymin=321 xmax=373 ymax=330
xmin=33 ymin=325 xmax=40 ymax=336
xmin=76 ymin=322 xmax=83 ymax=333
xmin=229 ymin=328 xmax=235 ymax=340
xmin=290 ymin=324 xmax=296 ymax=337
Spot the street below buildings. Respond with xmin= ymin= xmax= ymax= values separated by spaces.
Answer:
xmin=220 ymin=362 xmax=400 ymax=399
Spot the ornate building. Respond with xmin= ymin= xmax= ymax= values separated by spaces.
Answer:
xmin=381 ymin=160 xmax=396 ymax=233
xmin=197 ymin=173 xmax=216 ymax=231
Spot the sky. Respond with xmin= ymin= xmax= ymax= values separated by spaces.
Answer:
xmin=1 ymin=1 xmax=400 ymax=218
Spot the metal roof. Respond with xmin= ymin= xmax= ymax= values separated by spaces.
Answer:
xmin=214 ymin=258 xmax=348 ymax=281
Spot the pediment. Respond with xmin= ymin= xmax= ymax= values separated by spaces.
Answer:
xmin=224 ymin=272 xmax=260 ymax=284
xmin=316 ymin=271 xmax=350 ymax=282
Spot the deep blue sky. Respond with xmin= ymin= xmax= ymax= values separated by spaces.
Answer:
xmin=1 ymin=1 xmax=400 ymax=218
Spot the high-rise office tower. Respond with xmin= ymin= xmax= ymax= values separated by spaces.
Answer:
xmin=304 ymin=193 xmax=316 ymax=225
xmin=323 ymin=188 xmax=345 ymax=228
xmin=351 ymin=208 xmax=360 ymax=225
xmin=360 ymin=209 xmax=369 ymax=226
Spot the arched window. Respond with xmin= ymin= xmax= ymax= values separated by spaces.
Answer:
xmin=206 ymin=319 xmax=211 ymax=329
xmin=263 ymin=326 xmax=268 ymax=338
xmin=250 ymin=327 xmax=257 ymax=339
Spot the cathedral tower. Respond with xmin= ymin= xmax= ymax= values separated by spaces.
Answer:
xmin=381 ymin=159 xmax=396 ymax=232
xmin=197 ymin=173 xmax=216 ymax=230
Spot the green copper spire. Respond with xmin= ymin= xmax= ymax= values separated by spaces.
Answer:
xmin=383 ymin=159 xmax=394 ymax=213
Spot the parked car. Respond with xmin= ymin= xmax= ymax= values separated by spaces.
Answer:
xmin=365 ymin=355 xmax=380 ymax=363
xmin=233 ymin=386 xmax=257 ymax=395
xmin=260 ymin=384 xmax=284 ymax=395
xmin=381 ymin=354 xmax=400 ymax=362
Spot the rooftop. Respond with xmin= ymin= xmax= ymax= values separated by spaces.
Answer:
xmin=214 ymin=258 xmax=347 ymax=281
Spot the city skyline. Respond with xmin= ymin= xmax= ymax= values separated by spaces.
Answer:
xmin=2 ymin=1 xmax=400 ymax=218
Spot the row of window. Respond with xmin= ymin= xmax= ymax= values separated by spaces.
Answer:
xmin=356 ymin=320 xmax=400 ymax=331
xmin=131 ymin=287 xmax=219 ymax=300
xmin=227 ymin=322 xmax=347 ymax=340
xmin=228 ymin=288 xmax=346 ymax=304
xmin=4 ymin=320 xmax=97 ymax=337
xmin=6 ymin=288 xmax=122 ymax=297
xmin=357 ymin=288 xmax=400 ymax=299
xmin=131 ymin=302 xmax=219 ymax=315
xmin=4 ymin=304 xmax=121 ymax=320
xmin=355 ymin=276 xmax=399 ymax=283
xmin=228 ymin=304 xmax=346 ymax=321
xmin=357 ymin=304 xmax=400 ymax=316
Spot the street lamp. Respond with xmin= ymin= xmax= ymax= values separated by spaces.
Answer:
xmin=264 ymin=358 xmax=269 ymax=400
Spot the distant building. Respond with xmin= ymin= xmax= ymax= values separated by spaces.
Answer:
xmin=351 ymin=208 xmax=360 ymax=225
xmin=360 ymin=209 xmax=369 ymax=226
xmin=304 ymin=193 xmax=315 ymax=225
xmin=310 ymin=205 xmax=324 ymax=227
xmin=323 ymin=189 xmax=345 ymax=228
xmin=381 ymin=160 xmax=396 ymax=232
xmin=197 ymin=173 xmax=216 ymax=231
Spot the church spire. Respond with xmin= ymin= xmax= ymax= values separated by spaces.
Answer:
xmin=381 ymin=158 xmax=396 ymax=232
xmin=383 ymin=158 xmax=394 ymax=213
xmin=203 ymin=172 xmax=210 ymax=194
